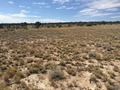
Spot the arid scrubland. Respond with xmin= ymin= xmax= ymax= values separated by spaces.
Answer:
xmin=0 ymin=24 xmax=120 ymax=90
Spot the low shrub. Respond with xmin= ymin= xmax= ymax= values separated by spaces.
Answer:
xmin=3 ymin=67 xmax=17 ymax=82
xmin=29 ymin=64 xmax=46 ymax=74
xmin=67 ymin=67 xmax=76 ymax=76
xmin=49 ymin=65 xmax=65 ymax=80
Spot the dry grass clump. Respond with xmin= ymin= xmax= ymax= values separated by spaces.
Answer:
xmin=102 ymin=53 xmax=113 ymax=61
xmin=13 ymin=71 xmax=24 ymax=84
xmin=48 ymin=65 xmax=65 ymax=80
xmin=26 ymin=58 xmax=33 ymax=63
xmin=19 ymin=59 xmax=25 ymax=66
xmin=67 ymin=67 xmax=76 ymax=76
xmin=0 ymin=48 xmax=8 ymax=53
xmin=0 ymin=80 xmax=10 ymax=90
xmin=3 ymin=67 xmax=17 ymax=83
xmin=89 ymin=52 xmax=97 ymax=59
xmin=59 ymin=60 xmax=66 ymax=66
xmin=88 ymin=52 xmax=103 ymax=60
xmin=19 ymin=81 xmax=30 ymax=90
xmin=87 ymin=64 xmax=95 ymax=72
xmin=0 ymin=64 xmax=7 ymax=73
xmin=105 ymin=82 xmax=114 ymax=90
xmin=113 ymin=66 xmax=120 ymax=72
xmin=93 ymin=68 xmax=104 ymax=79
xmin=108 ymin=72 xmax=115 ymax=79
xmin=3 ymin=67 xmax=24 ymax=85
xmin=88 ymin=66 xmax=108 ymax=82
xmin=45 ymin=63 xmax=55 ymax=70
xmin=93 ymin=69 xmax=103 ymax=79
xmin=28 ymin=63 xmax=46 ymax=74
xmin=105 ymin=81 xmax=120 ymax=90
xmin=89 ymin=75 xmax=98 ymax=83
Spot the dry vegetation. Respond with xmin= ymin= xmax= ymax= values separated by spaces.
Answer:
xmin=0 ymin=24 xmax=120 ymax=90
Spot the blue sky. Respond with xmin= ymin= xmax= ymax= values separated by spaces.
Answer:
xmin=0 ymin=0 xmax=120 ymax=23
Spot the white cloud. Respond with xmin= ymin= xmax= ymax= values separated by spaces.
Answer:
xmin=56 ymin=6 xmax=76 ymax=9
xmin=45 ymin=5 xmax=51 ymax=8
xmin=89 ymin=0 xmax=120 ymax=10
xmin=8 ymin=9 xmax=30 ymax=18
xmin=105 ymin=8 xmax=118 ymax=11
xmin=20 ymin=10 xmax=29 ymax=14
xmin=19 ymin=5 xmax=31 ymax=9
xmin=0 ymin=13 xmax=42 ymax=23
xmin=75 ymin=0 xmax=120 ymax=18
xmin=80 ymin=8 xmax=94 ymax=13
xmin=75 ymin=0 xmax=92 ymax=2
xmin=66 ymin=7 xmax=76 ymax=10
xmin=0 ymin=14 xmax=30 ymax=23
xmin=10 ymin=13 xmax=27 ymax=18
xmin=33 ymin=2 xmax=50 ymax=8
xmin=53 ymin=0 xmax=70 ymax=4
xmin=33 ymin=2 xmax=47 ymax=5
xmin=0 ymin=13 xmax=65 ymax=23
xmin=11 ymin=13 xmax=41 ymax=18
xmin=19 ymin=5 xmax=25 ymax=8
xmin=112 ymin=15 xmax=120 ymax=18
xmin=56 ymin=6 xmax=66 ymax=9
xmin=41 ymin=18 xmax=66 ymax=22
xmin=76 ymin=8 xmax=111 ymax=18
xmin=8 ymin=1 xmax=14 ymax=4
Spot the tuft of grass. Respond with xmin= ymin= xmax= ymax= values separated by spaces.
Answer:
xmin=20 ymin=81 xmax=30 ymax=90
xmin=92 ymin=67 xmax=108 ymax=82
xmin=49 ymin=65 xmax=65 ymax=81
xmin=29 ymin=64 xmax=46 ymax=74
xmin=108 ymin=72 xmax=115 ymax=79
xmin=0 ymin=80 xmax=10 ymax=90
xmin=13 ymin=71 xmax=24 ymax=84
xmin=59 ymin=60 xmax=66 ymax=66
xmin=67 ymin=67 xmax=76 ymax=76
xmin=3 ymin=67 xmax=17 ymax=83
xmin=89 ymin=75 xmax=98 ymax=83
xmin=105 ymin=81 xmax=120 ymax=90
xmin=113 ymin=66 xmax=119 ymax=72
xmin=89 ymin=52 xmax=103 ymax=60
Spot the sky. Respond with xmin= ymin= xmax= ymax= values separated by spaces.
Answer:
xmin=0 ymin=0 xmax=120 ymax=23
